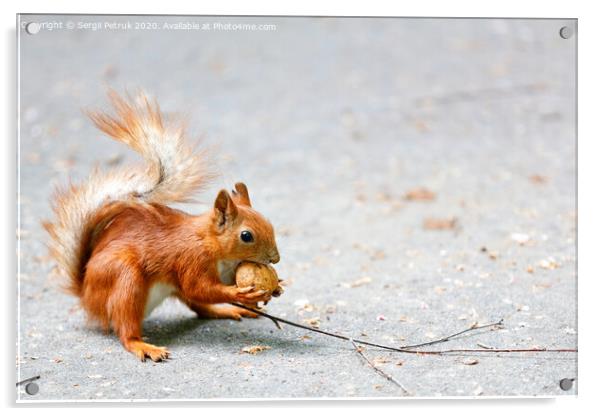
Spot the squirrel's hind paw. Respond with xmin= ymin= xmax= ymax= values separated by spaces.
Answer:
xmin=125 ymin=340 xmax=170 ymax=362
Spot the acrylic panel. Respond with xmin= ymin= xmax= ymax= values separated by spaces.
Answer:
xmin=17 ymin=15 xmax=577 ymax=401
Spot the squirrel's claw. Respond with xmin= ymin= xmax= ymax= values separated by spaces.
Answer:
xmin=233 ymin=287 xmax=271 ymax=304
xmin=237 ymin=285 xmax=255 ymax=294
xmin=272 ymin=286 xmax=284 ymax=297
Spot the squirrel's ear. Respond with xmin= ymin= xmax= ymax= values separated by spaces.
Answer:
xmin=214 ymin=189 xmax=238 ymax=228
xmin=231 ymin=182 xmax=251 ymax=207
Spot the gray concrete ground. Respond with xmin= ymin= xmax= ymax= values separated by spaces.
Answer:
xmin=17 ymin=16 xmax=576 ymax=400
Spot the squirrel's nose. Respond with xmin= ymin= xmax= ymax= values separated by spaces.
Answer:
xmin=269 ymin=249 xmax=280 ymax=264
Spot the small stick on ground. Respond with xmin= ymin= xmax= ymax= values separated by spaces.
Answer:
xmin=232 ymin=303 xmax=503 ymax=353
xmin=262 ymin=310 xmax=283 ymax=330
xmin=409 ymin=347 xmax=578 ymax=355
xmin=231 ymin=303 xmax=577 ymax=355
xmin=349 ymin=338 xmax=411 ymax=396
xmin=398 ymin=319 xmax=504 ymax=350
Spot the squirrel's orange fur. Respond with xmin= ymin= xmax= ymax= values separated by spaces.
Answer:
xmin=44 ymin=91 xmax=280 ymax=362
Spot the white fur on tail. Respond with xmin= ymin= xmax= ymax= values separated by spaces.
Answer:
xmin=44 ymin=90 xmax=214 ymax=295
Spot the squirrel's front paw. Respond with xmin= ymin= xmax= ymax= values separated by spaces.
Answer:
xmin=232 ymin=285 xmax=272 ymax=305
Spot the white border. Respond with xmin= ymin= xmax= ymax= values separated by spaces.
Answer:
xmin=16 ymin=11 xmax=22 ymax=407
xmin=3 ymin=0 xmax=601 ymax=413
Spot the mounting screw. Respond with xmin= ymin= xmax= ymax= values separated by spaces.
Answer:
xmin=559 ymin=26 xmax=574 ymax=39
xmin=559 ymin=378 xmax=574 ymax=391
xmin=16 ymin=375 xmax=41 ymax=395
xmin=25 ymin=22 xmax=41 ymax=35
xmin=25 ymin=382 xmax=39 ymax=395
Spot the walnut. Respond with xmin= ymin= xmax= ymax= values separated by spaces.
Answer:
xmin=235 ymin=261 xmax=284 ymax=299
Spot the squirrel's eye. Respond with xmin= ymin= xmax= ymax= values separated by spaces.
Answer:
xmin=240 ymin=230 xmax=254 ymax=243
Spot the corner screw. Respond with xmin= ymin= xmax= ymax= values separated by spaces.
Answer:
xmin=559 ymin=26 xmax=574 ymax=39
xmin=559 ymin=378 xmax=575 ymax=391
xmin=25 ymin=382 xmax=39 ymax=395
xmin=25 ymin=22 xmax=41 ymax=35
xmin=16 ymin=375 xmax=41 ymax=395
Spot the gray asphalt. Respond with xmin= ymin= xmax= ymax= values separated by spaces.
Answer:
xmin=17 ymin=15 xmax=577 ymax=400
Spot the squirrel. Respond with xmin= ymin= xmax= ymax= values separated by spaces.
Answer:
xmin=43 ymin=90 xmax=280 ymax=362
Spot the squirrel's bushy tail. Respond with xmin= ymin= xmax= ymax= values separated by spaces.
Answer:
xmin=44 ymin=90 xmax=214 ymax=296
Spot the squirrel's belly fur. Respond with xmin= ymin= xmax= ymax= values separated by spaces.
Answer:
xmin=145 ymin=282 xmax=176 ymax=317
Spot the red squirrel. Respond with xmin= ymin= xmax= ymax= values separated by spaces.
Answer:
xmin=44 ymin=90 xmax=280 ymax=362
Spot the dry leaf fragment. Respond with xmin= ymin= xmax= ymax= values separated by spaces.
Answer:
xmin=434 ymin=286 xmax=447 ymax=294
xmin=376 ymin=191 xmax=393 ymax=202
xmin=414 ymin=119 xmax=430 ymax=133
xmin=241 ymin=345 xmax=271 ymax=355
xmin=294 ymin=299 xmax=310 ymax=307
xmin=351 ymin=276 xmax=372 ymax=287
xmin=532 ymin=282 xmax=552 ymax=292
xmin=372 ymin=357 xmax=391 ymax=367
xmin=539 ymin=258 xmax=560 ymax=270
xmin=303 ymin=317 xmax=321 ymax=328
xmin=297 ymin=303 xmax=317 ymax=313
xmin=529 ymin=174 xmax=548 ymax=184
xmin=345 ymin=276 xmax=372 ymax=288
xmin=405 ymin=188 xmax=436 ymax=201
xmin=511 ymin=233 xmax=530 ymax=245
xmin=355 ymin=193 xmax=367 ymax=202
xmin=370 ymin=250 xmax=387 ymax=260
xmin=423 ymin=217 xmax=457 ymax=230
xmin=477 ymin=342 xmax=494 ymax=349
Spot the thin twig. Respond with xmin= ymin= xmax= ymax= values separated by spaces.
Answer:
xmin=349 ymin=338 xmax=411 ymax=396
xmin=409 ymin=348 xmax=578 ymax=355
xmin=398 ymin=319 xmax=504 ymax=350
xmin=237 ymin=303 xmax=283 ymax=329
xmin=263 ymin=311 xmax=283 ymax=330
xmin=231 ymin=303 xmax=577 ymax=355
xmin=233 ymin=302 xmax=427 ymax=352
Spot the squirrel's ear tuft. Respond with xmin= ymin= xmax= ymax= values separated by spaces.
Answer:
xmin=214 ymin=189 xmax=238 ymax=228
xmin=231 ymin=182 xmax=251 ymax=207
